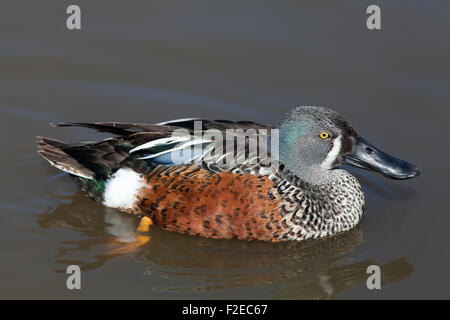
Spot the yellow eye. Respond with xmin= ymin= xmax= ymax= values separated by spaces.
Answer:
xmin=319 ymin=132 xmax=330 ymax=139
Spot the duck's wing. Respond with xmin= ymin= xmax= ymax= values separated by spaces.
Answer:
xmin=53 ymin=119 xmax=273 ymax=136
xmin=52 ymin=121 xmax=175 ymax=136
xmin=124 ymin=120 xmax=278 ymax=173
xmin=39 ymin=119 xmax=278 ymax=180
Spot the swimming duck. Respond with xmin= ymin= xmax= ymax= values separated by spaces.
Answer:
xmin=37 ymin=106 xmax=419 ymax=242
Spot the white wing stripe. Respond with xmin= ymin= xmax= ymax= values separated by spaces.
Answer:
xmin=137 ymin=138 xmax=211 ymax=160
xmin=129 ymin=136 xmax=191 ymax=153
xmin=156 ymin=118 xmax=201 ymax=125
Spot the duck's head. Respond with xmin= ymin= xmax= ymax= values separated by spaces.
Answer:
xmin=279 ymin=106 xmax=420 ymax=183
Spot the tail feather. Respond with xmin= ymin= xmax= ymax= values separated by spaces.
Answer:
xmin=36 ymin=136 xmax=95 ymax=179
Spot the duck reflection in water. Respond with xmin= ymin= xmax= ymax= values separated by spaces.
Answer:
xmin=38 ymin=191 xmax=413 ymax=299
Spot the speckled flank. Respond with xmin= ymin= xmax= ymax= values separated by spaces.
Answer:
xmin=134 ymin=165 xmax=285 ymax=241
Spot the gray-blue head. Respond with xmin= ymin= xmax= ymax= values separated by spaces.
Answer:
xmin=279 ymin=106 xmax=419 ymax=183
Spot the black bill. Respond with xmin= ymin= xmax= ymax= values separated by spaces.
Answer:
xmin=344 ymin=136 xmax=420 ymax=179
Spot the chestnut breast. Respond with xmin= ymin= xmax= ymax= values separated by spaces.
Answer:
xmin=135 ymin=165 xmax=285 ymax=241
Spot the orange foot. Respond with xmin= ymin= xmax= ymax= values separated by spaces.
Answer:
xmin=107 ymin=216 xmax=153 ymax=255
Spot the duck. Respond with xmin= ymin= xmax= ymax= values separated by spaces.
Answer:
xmin=37 ymin=106 xmax=419 ymax=242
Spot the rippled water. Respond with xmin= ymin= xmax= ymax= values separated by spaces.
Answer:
xmin=0 ymin=1 xmax=449 ymax=299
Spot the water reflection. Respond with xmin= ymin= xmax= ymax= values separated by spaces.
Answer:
xmin=37 ymin=191 xmax=414 ymax=298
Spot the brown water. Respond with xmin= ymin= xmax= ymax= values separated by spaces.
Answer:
xmin=0 ymin=1 xmax=449 ymax=299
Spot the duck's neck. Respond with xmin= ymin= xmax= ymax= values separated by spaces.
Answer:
xmin=286 ymin=164 xmax=341 ymax=186
xmin=275 ymin=165 xmax=365 ymax=240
